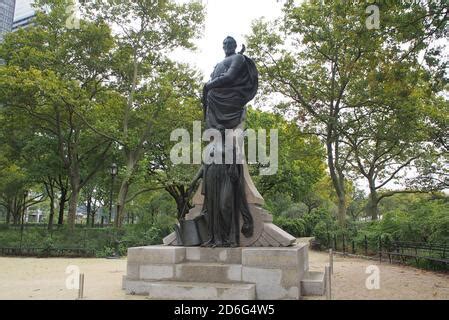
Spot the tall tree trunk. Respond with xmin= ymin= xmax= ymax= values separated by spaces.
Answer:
xmin=6 ymin=208 xmax=10 ymax=225
xmin=68 ymin=167 xmax=81 ymax=230
xmin=57 ymin=191 xmax=66 ymax=225
xmin=366 ymin=181 xmax=379 ymax=220
xmin=326 ymin=138 xmax=347 ymax=227
xmin=116 ymin=179 xmax=130 ymax=228
xmin=86 ymin=196 xmax=92 ymax=226
xmin=44 ymin=180 xmax=56 ymax=231
xmin=48 ymin=196 xmax=55 ymax=231
xmin=91 ymin=209 xmax=96 ymax=228
xmin=115 ymin=152 xmax=140 ymax=228
xmin=12 ymin=197 xmax=20 ymax=225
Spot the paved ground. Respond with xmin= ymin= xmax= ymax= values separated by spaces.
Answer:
xmin=0 ymin=251 xmax=447 ymax=300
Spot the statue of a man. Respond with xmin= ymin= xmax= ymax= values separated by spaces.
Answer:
xmin=185 ymin=36 xmax=258 ymax=247
xmin=202 ymin=36 xmax=258 ymax=129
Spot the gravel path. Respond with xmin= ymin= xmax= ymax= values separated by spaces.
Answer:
xmin=0 ymin=251 xmax=447 ymax=300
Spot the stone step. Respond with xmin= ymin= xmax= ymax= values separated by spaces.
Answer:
xmin=300 ymin=271 xmax=326 ymax=296
xmin=139 ymin=262 xmax=243 ymax=283
xmin=124 ymin=279 xmax=256 ymax=300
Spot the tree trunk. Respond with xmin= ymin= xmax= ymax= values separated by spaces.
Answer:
xmin=337 ymin=196 xmax=346 ymax=226
xmin=67 ymin=188 xmax=79 ymax=230
xmin=12 ymin=197 xmax=20 ymax=225
xmin=57 ymin=191 xmax=66 ymax=225
xmin=115 ymin=179 xmax=130 ymax=228
xmin=86 ymin=196 xmax=92 ymax=226
xmin=67 ymin=162 xmax=81 ymax=230
xmin=91 ymin=210 xmax=96 ymax=228
xmin=326 ymin=138 xmax=347 ymax=227
xmin=48 ymin=196 xmax=55 ymax=231
xmin=6 ymin=208 xmax=10 ymax=225
xmin=366 ymin=183 xmax=379 ymax=220
xmin=115 ymin=152 xmax=141 ymax=228
xmin=44 ymin=180 xmax=56 ymax=231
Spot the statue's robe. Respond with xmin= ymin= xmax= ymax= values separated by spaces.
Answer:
xmin=206 ymin=53 xmax=258 ymax=129
xmin=200 ymin=54 xmax=258 ymax=246
xmin=201 ymin=141 xmax=253 ymax=246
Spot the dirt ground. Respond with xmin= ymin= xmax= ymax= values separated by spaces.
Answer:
xmin=306 ymin=251 xmax=449 ymax=300
xmin=0 ymin=251 xmax=448 ymax=300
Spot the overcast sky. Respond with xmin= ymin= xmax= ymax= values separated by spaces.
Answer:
xmin=172 ymin=0 xmax=285 ymax=81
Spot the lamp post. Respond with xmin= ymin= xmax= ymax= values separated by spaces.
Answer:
xmin=109 ymin=163 xmax=118 ymax=225
xmin=19 ymin=190 xmax=28 ymax=252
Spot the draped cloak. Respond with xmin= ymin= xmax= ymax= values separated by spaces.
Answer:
xmin=206 ymin=54 xmax=259 ymax=129
xmin=200 ymin=54 xmax=258 ymax=246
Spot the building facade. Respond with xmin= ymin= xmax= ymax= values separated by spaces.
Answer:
xmin=13 ymin=0 xmax=35 ymax=31
xmin=0 ymin=0 xmax=16 ymax=42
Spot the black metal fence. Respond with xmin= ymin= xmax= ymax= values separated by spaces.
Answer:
xmin=0 ymin=224 xmax=125 ymax=257
xmin=0 ymin=247 xmax=96 ymax=257
xmin=313 ymin=233 xmax=449 ymax=271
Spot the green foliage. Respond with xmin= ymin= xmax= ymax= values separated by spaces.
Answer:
xmin=246 ymin=107 xmax=326 ymax=202
xmin=273 ymin=216 xmax=305 ymax=237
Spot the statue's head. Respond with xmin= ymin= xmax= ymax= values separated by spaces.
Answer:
xmin=223 ymin=36 xmax=237 ymax=56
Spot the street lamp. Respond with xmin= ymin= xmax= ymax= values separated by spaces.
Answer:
xmin=109 ymin=163 xmax=118 ymax=225
xmin=19 ymin=190 xmax=28 ymax=252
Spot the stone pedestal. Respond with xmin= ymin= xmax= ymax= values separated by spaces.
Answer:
xmin=122 ymin=243 xmax=325 ymax=300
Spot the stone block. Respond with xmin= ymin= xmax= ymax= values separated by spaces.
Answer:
xmin=185 ymin=247 xmax=242 ymax=264
xmin=242 ymin=246 xmax=307 ymax=270
xmin=126 ymin=262 xmax=140 ymax=280
xmin=123 ymin=278 xmax=154 ymax=296
xmin=147 ymin=281 xmax=256 ymax=300
xmin=301 ymin=271 xmax=326 ymax=296
xmin=128 ymin=246 xmax=185 ymax=265
xmin=175 ymin=263 xmax=242 ymax=283
xmin=241 ymin=267 xmax=300 ymax=300
xmin=140 ymin=265 xmax=175 ymax=281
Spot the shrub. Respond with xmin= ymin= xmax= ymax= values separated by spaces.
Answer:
xmin=273 ymin=216 xmax=305 ymax=237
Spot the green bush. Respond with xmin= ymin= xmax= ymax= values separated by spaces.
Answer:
xmin=273 ymin=216 xmax=305 ymax=237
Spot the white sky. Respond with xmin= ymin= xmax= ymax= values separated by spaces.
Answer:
xmin=14 ymin=0 xmax=35 ymax=21
xmin=171 ymin=0 xmax=285 ymax=81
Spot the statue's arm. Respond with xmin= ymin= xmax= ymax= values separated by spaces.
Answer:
xmin=188 ymin=165 xmax=204 ymax=194
xmin=205 ymin=55 xmax=245 ymax=90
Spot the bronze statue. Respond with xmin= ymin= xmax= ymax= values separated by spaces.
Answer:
xmin=177 ymin=36 xmax=258 ymax=247
xmin=202 ymin=36 xmax=258 ymax=130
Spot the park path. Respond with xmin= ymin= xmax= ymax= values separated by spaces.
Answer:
xmin=0 ymin=251 xmax=447 ymax=300
xmin=306 ymin=251 xmax=449 ymax=300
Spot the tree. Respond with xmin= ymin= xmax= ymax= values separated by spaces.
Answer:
xmin=247 ymin=0 xmax=448 ymax=225
xmin=82 ymin=0 xmax=205 ymax=227
xmin=0 ymin=2 xmax=117 ymax=229
xmin=247 ymin=1 xmax=380 ymax=225
xmin=245 ymin=107 xmax=326 ymax=202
